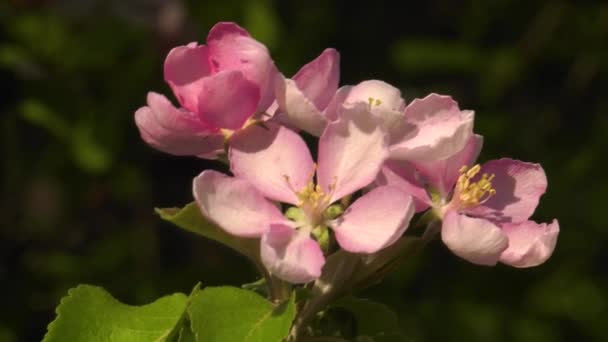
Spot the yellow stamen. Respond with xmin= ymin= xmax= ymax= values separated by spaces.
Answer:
xmin=297 ymin=181 xmax=329 ymax=208
xmin=283 ymin=164 xmax=336 ymax=226
xmin=367 ymin=97 xmax=383 ymax=108
xmin=455 ymin=164 xmax=497 ymax=208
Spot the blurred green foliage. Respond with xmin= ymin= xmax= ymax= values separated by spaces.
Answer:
xmin=1 ymin=0 xmax=607 ymax=341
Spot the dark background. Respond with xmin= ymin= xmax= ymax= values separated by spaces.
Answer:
xmin=1 ymin=0 xmax=607 ymax=341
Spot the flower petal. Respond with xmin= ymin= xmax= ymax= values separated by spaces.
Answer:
xmin=343 ymin=80 xmax=406 ymax=136
xmin=192 ymin=170 xmax=286 ymax=237
xmin=230 ymin=123 xmax=315 ymax=205
xmin=330 ymin=186 xmax=415 ymax=253
xmin=163 ymin=43 xmax=211 ymax=113
xmin=207 ymin=22 xmax=278 ymax=111
xmin=390 ymin=93 xmax=474 ymax=162
xmin=412 ymin=134 xmax=484 ymax=197
xmin=375 ymin=160 xmax=431 ymax=212
xmin=196 ymin=70 xmax=260 ymax=130
xmin=323 ymin=85 xmax=352 ymax=121
xmin=275 ymin=77 xmax=329 ymax=136
xmin=499 ymin=219 xmax=559 ymax=267
xmin=260 ymin=224 xmax=325 ymax=284
xmin=465 ymin=158 xmax=548 ymax=223
xmin=292 ymin=48 xmax=340 ymax=110
xmin=317 ymin=102 xmax=389 ymax=202
xmin=441 ymin=211 xmax=509 ymax=266
xmin=134 ymin=92 xmax=224 ymax=158
xmin=344 ymin=80 xmax=406 ymax=114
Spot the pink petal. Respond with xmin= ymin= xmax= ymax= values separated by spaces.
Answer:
xmin=230 ymin=123 xmax=315 ymax=205
xmin=292 ymin=48 xmax=340 ymax=110
xmin=441 ymin=211 xmax=509 ymax=266
xmin=264 ymin=100 xmax=279 ymax=118
xmin=412 ymin=134 xmax=484 ymax=197
xmin=323 ymin=85 xmax=352 ymax=121
xmin=343 ymin=80 xmax=406 ymax=137
xmin=275 ymin=77 xmax=329 ymax=136
xmin=192 ymin=170 xmax=286 ymax=237
xmin=134 ymin=93 xmax=224 ymax=158
xmin=317 ymin=103 xmax=389 ymax=202
xmin=375 ymin=160 xmax=431 ymax=212
xmin=390 ymin=93 xmax=474 ymax=162
xmin=197 ymin=70 xmax=260 ymax=130
xmin=195 ymin=148 xmax=226 ymax=160
xmin=499 ymin=219 xmax=559 ymax=267
xmin=163 ymin=43 xmax=211 ymax=113
xmin=465 ymin=158 xmax=548 ymax=223
xmin=260 ymin=224 xmax=325 ymax=284
xmin=206 ymin=22 xmax=278 ymax=111
xmin=330 ymin=186 xmax=415 ymax=253
xmin=344 ymin=80 xmax=406 ymax=114
xmin=145 ymin=92 xmax=208 ymax=131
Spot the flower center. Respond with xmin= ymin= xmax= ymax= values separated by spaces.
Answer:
xmin=283 ymin=164 xmax=336 ymax=227
xmin=297 ymin=181 xmax=331 ymax=210
xmin=454 ymin=164 xmax=496 ymax=208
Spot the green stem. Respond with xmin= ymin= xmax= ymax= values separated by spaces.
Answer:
xmin=263 ymin=271 xmax=291 ymax=303
xmin=288 ymin=219 xmax=440 ymax=341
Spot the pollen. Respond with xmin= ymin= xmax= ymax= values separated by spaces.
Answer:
xmin=297 ymin=181 xmax=329 ymax=208
xmin=455 ymin=164 xmax=496 ymax=208
xmin=367 ymin=97 xmax=382 ymax=108
xmin=283 ymin=164 xmax=335 ymax=225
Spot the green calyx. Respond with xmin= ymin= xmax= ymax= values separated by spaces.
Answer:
xmin=285 ymin=207 xmax=306 ymax=222
xmin=312 ymin=225 xmax=330 ymax=252
xmin=428 ymin=186 xmax=443 ymax=206
xmin=323 ymin=204 xmax=344 ymax=220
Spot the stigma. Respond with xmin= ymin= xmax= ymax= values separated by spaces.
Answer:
xmin=454 ymin=164 xmax=496 ymax=208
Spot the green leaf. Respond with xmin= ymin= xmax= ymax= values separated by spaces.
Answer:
xmin=242 ymin=278 xmax=269 ymax=297
xmin=20 ymin=99 xmax=70 ymax=140
xmin=244 ymin=0 xmax=279 ymax=49
xmin=0 ymin=44 xmax=34 ymax=73
xmin=331 ymin=297 xmax=401 ymax=338
xmin=155 ymin=203 xmax=261 ymax=264
xmin=43 ymin=284 xmax=188 ymax=342
xmin=390 ymin=39 xmax=480 ymax=74
xmin=188 ymin=286 xmax=296 ymax=342
xmin=360 ymin=334 xmax=411 ymax=342
xmin=71 ymin=124 xmax=112 ymax=174
xmin=177 ymin=323 xmax=196 ymax=342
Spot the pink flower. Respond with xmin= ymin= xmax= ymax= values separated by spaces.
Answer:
xmin=134 ymin=92 xmax=226 ymax=158
xmin=341 ymin=82 xmax=475 ymax=162
xmin=135 ymin=22 xmax=279 ymax=158
xmin=275 ymin=48 xmax=340 ymax=136
xmin=193 ymin=104 xmax=415 ymax=283
xmin=282 ymin=78 xmax=475 ymax=161
xmin=376 ymin=136 xmax=559 ymax=267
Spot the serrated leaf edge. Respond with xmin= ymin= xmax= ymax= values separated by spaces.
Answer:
xmin=42 ymin=284 xmax=189 ymax=342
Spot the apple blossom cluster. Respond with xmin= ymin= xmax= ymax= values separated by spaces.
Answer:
xmin=135 ymin=22 xmax=559 ymax=284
